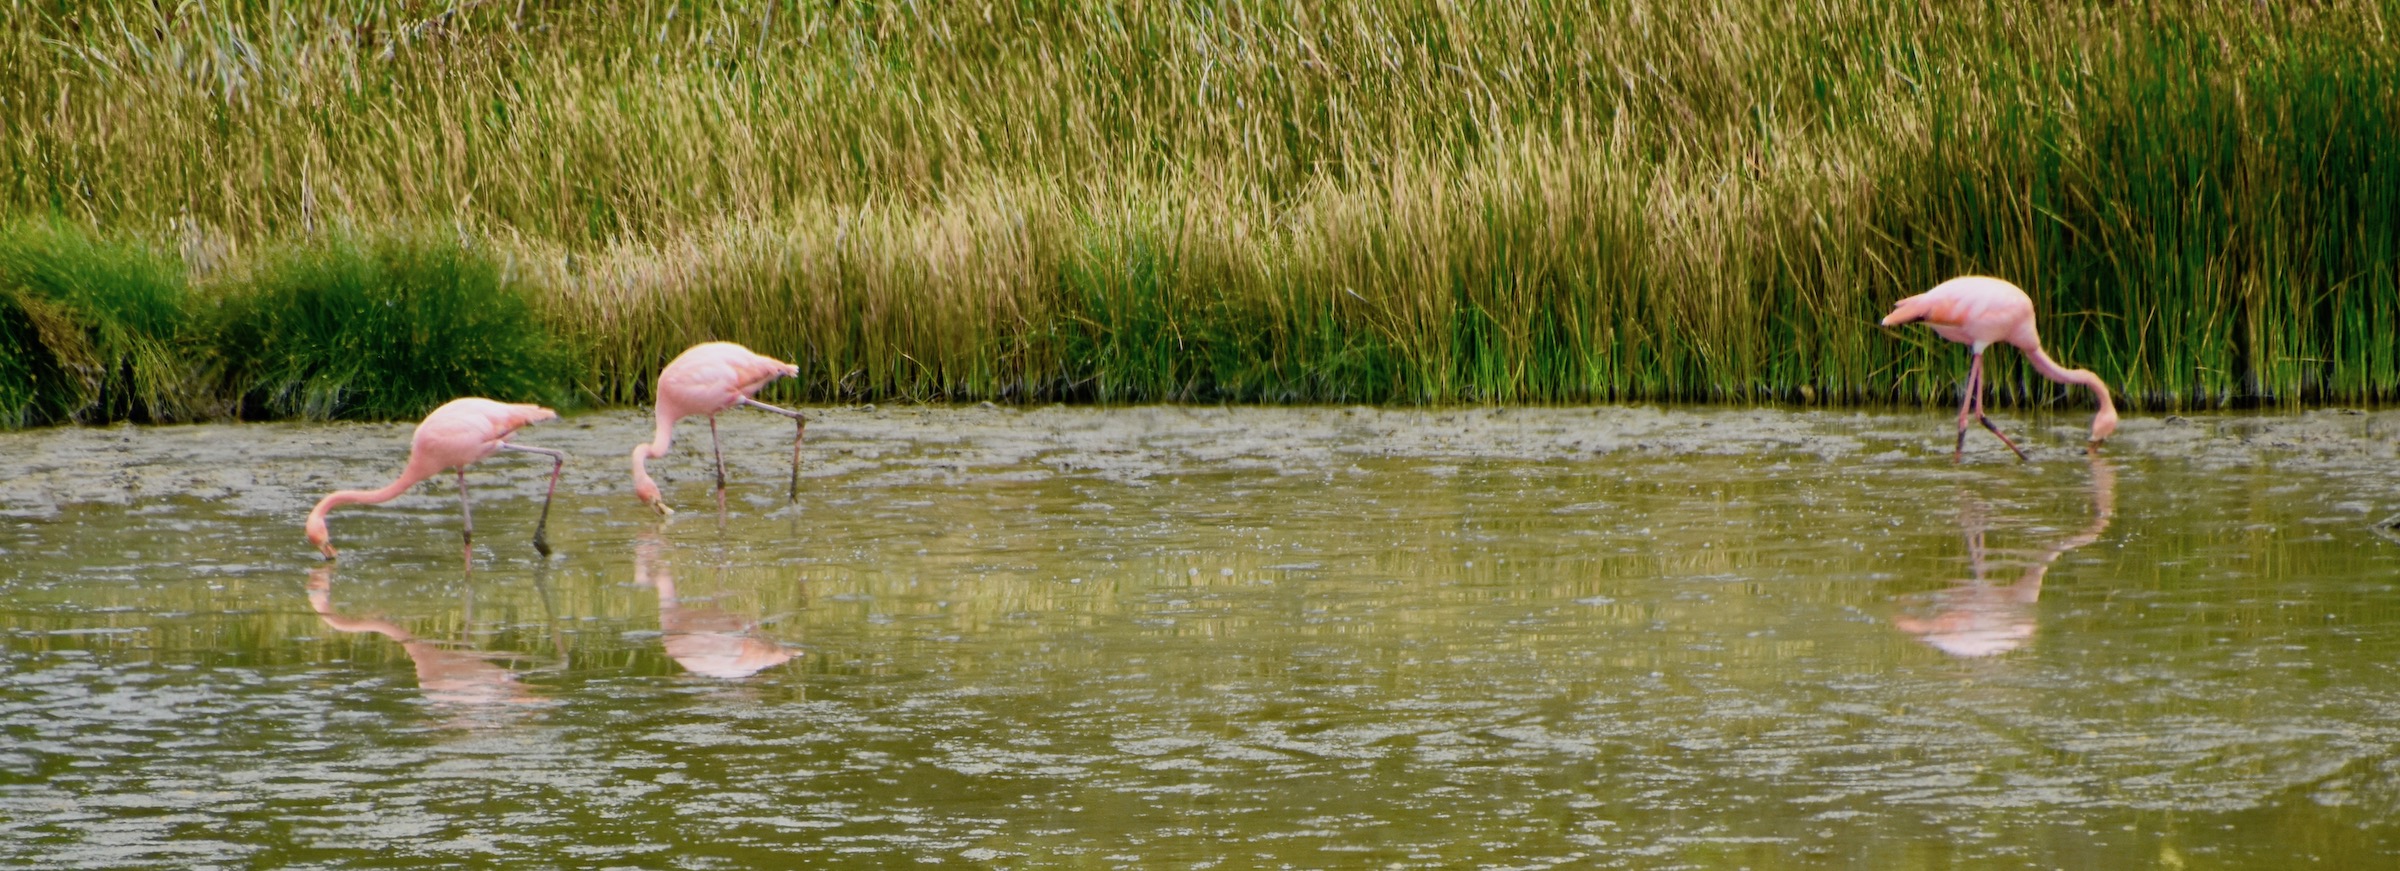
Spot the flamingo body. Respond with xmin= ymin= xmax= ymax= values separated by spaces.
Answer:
xmin=631 ymin=342 xmax=806 ymax=512
xmin=1882 ymin=276 xmax=2118 ymax=458
xmin=306 ymin=397 xmax=564 ymax=559
xmin=1882 ymin=277 xmax=2037 ymax=352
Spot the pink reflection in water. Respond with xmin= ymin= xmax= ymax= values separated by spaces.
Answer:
xmin=305 ymin=564 xmax=547 ymax=709
xmin=1895 ymin=455 xmax=2116 ymax=657
xmin=634 ymin=534 xmax=798 ymax=679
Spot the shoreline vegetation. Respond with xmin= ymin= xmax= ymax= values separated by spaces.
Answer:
xmin=2 ymin=1 xmax=2394 ymax=427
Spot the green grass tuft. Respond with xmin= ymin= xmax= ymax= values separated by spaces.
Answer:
xmin=212 ymin=233 xmax=576 ymax=421
xmin=0 ymin=218 xmax=198 ymax=426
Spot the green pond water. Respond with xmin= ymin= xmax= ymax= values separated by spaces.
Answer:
xmin=4 ymin=405 xmax=2400 ymax=868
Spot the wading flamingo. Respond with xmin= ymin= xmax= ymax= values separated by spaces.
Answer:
xmin=630 ymin=341 xmax=805 ymax=515
xmin=305 ymin=397 xmax=566 ymax=560
xmin=1881 ymin=276 xmax=2118 ymax=461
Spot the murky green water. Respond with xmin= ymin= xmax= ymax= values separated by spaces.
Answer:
xmin=5 ymin=406 xmax=2400 ymax=868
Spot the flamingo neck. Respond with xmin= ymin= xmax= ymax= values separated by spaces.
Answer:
xmin=305 ymin=472 xmax=430 ymax=546
xmin=2014 ymin=339 xmax=2119 ymax=441
xmin=630 ymin=411 xmax=679 ymax=503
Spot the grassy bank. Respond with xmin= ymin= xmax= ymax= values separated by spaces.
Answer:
xmin=1 ymin=1 xmax=2395 ymax=425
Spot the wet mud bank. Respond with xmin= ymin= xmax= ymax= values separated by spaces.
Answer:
xmin=4 ymin=404 xmax=2398 ymax=524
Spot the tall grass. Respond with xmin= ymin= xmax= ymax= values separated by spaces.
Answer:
xmin=0 ymin=1 xmax=2394 ymax=425
xmin=0 ymin=218 xmax=197 ymax=426
xmin=212 ymin=232 xmax=575 ymax=420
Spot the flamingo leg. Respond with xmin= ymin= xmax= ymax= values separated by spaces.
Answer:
xmin=1954 ymin=351 xmax=1984 ymax=463
xmin=1978 ymin=414 xmax=2029 ymax=462
xmin=708 ymin=414 xmax=727 ymax=491
xmin=1953 ymin=351 xmax=2029 ymax=463
xmin=456 ymin=467 xmax=475 ymax=565
xmin=738 ymin=398 xmax=808 ymax=503
xmin=1967 ymin=354 xmax=2027 ymax=462
xmin=500 ymin=442 xmax=567 ymax=556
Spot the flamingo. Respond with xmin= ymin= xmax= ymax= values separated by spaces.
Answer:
xmin=305 ymin=397 xmax=566 ymax=560
xmin=630 ymin=341 xmax=805 ymax=514
xmin=1881 ymin=276 xmax=2119 ymax=461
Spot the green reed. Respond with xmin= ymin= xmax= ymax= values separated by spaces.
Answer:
xmin=0 ymin=1 xmax=2393 ymax=425
xmin=211 ymin=232 xmax=575 ymax=420
xmin=0 ymin=218 xmax=198 ymax=426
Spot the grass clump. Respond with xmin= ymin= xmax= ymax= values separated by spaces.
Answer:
xmin=213 ymin=233 xmax=575 ymax=421
xmin=0 ymin=219 xmax=198 ymax=426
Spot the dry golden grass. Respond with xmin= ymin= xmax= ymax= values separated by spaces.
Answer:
xmin=1 ymin=1 xmax=2393 ymax=421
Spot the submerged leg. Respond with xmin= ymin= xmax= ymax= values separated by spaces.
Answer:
xmin=1949 ymin=351 xmax=2027 ymax=462
xmin=1954 ymin=352 xmax=1984 ymax=463
xmin=457 ymin=468 xmax=475 ymax=565
xmin=1978 ymin=414 xmax=2030 ymax=462
xmin=709 ymin=414 xmax=728 ymax=491
xmin=536 ymin=452 xmax=561 ymax=555
xmin=501 ymin=442 xmax=568 ymax=556
xmin=801 ymin=417 xmax=820 ymax=503
xmin=738 ymin=398 xmax=809 ymax=503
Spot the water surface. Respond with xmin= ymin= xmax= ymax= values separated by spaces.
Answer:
xmin=5 ymin=405 xmax=2400 ymax=868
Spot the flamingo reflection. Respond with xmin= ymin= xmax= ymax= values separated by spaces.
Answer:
xmin=306 ymin=564 xmax=547 ymax=709
xmin=634 ymin=534 xmax=798 ymax=679
xmin=1894 ymin=455 xmax=2116 ymax=657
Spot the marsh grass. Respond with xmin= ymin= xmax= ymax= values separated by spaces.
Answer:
xmin=0 ymin=219 xmax=197 ymax=426
xmin=0 ymin=1 xmax=2393 ymax=424
xmin=212 ymin=232 xmax=574 ymax=420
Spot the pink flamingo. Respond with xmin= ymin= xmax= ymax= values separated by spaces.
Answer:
xmin=305 ymin=397 xmax=566 ymax=560
xmin=630 ymin=341 xmax=805 ymax=514
xmin=1881 ymin=276 xmax=2119 ymax=461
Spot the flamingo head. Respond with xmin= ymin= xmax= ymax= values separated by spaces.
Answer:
xmin=635 ymin=480 xmax=676 ymax=515
xmin=306 ymin=517 xmax=338 ymax=559
xmin=2089 ymin=405 xmax=2119 ymax=445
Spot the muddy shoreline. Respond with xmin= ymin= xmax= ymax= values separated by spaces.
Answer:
xmin=3 ymin=404 xmax=2397 ymax=522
